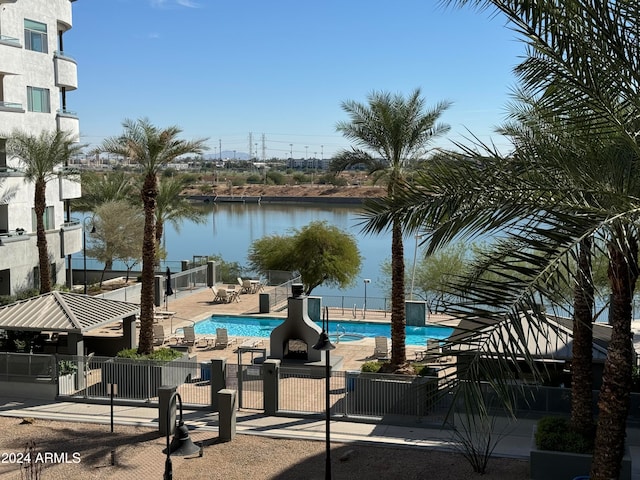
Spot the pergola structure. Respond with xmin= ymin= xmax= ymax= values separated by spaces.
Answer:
xmin=0 ymin=291 xmax=140 ymax=358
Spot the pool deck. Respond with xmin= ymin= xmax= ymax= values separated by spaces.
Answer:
xmin=89 ymin=285 xmax=460 ymax=371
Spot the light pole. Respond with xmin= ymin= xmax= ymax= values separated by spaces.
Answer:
xmin=410 ymin=234 xmax=424 ymax=301
xmin=163 ymin=391 xmax=200 ymax=480
xmin=363 ymin=279 xmax=371 ymax=319
xmin=82 ymin=217 xmax=95 ymax=295
xmin=312 ymin=306 xmax=335 ymax=480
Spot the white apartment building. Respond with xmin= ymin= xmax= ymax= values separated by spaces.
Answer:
xmin=0 ymin=0 xmax=81 ymax=296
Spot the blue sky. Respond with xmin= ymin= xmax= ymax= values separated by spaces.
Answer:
xmin=69 ymin=1 xmax=524 ymax=159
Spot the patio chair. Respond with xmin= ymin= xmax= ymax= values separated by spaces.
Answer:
xmin=210 ymin=285 xmax=224 ymax=303
xmin=153 ymin=325 xmax=167 ymax=346
xmin=373 ymin=336 xmax=390 ymax=359
xmin=217 ymin=287 xmax=240 ymax=303
xmin=241 ymin=279 xmax=253 ymax=294
xmin=415 ymin=338 xmax=443 ymax=362
xmin=215 ymin=328 xmax=237 ymax=349
xmin=171 ymin=326 xmax=214 ymax=348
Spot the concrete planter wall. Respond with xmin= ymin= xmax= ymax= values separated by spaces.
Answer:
xmin=58 ymin=372 xmax=77 ymax=394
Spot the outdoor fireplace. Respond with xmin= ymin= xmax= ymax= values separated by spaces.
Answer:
xmin=283 ymin=339 xmax=308 ymax=360
xmin=270 ymin=284 xmax=323 ymax=363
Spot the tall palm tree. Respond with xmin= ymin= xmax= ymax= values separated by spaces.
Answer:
xmin=333 ymin=89 xmax=451 ymax=370
xmin=100 ymin=118 xmax=208 ymax=355
xmin=7 ymin=130 xmax=83 ymax=293
xmin=154 ymin=175 xmax=206 ymax=245
xmin=390 ymin=2 xmax=640 ymax=477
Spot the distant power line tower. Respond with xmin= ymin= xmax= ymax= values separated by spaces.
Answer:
xmin=248 ymin=132 xmax=253 ymax=159
xmin=261 ymin=133 xmax=266 ymax=161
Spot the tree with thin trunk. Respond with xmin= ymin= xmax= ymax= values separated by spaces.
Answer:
xmin=332 ymin=89 xmax=451 ymax=371
xmin=100 ymin=118 xmax=208 ymax=355
xmin=7 ymin=130 xmax=83 ymax=293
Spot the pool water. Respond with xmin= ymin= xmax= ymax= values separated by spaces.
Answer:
xmin=194 ymin=315 xmax=453 ymax=346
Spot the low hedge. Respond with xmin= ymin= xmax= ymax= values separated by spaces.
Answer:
xmin=535 ymin=416 xmax=594 ymax=454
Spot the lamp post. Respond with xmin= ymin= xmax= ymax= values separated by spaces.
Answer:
xmin=363 ymin=279 xmax=371 ymax=319
xmin=410 ymin=234 xmax=424 ymax=301
xmin=82 ymin=217 xmax=95 ymax=295
xmin=164 ymin=391 xmax=200 ymax=480
xmin=313 ymin=306 xmax=336 ymax=480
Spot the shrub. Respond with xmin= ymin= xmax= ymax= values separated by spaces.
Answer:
xmin=361 ymin=361 xmax=384 ymax=373
xmin=116 ymin=347 xmax=183 ymax=361
xmin=246 ymin=174 xmax=262 ymax=184
xmin=266 ymin=171 xmax=285 ymax=185
xmin=58 ymin=360 xmax=78 ymax=376
xmin=535 ymin=416 xmax=594 ymax=454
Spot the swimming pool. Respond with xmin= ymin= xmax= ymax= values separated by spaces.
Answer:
xmin=194 ymin=315 xmax=453 ymax=346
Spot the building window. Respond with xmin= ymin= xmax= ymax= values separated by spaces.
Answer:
xmin=32 ymin=206 xmax=54 ymax=231
xmin=24 ymin=19 xmax=48 ymax=53
xmin=27 ymin=87 xmax=50 ymax=113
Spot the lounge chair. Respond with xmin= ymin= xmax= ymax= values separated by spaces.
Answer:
xmin=415 ymin=338 xmax=443 ymax=362
xmin=170 ymin=325 xmax=214 ymax=349
xmin=153 ymin=325 xmax=168 ymax=346
xmin=373 ymin=336 xmax=390 ymax=359
xmin=215 ymin=328 xmax=237 ymax=349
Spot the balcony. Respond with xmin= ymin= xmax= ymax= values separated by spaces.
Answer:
xmin=58 ymin=170 xmax=81 ymax=200
xmin=0 ymin=101 xmax=24 ymax=113
xmin=56 ymin=111 xmax=80 ymax=140
xmin=0 ymin=166 xmax=22 ymax=177
xmin=0 ymin=35 xmax=20 ymax=48
xmin=54 ymin=51 xmax=78 ymax=90
xmin=60 ymin=222 xmax=82 ymax=256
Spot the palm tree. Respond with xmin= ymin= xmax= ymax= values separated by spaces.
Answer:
xmin=72 ymin=171 xmax=136 ymax=212
xmin=332 ymin=89 xmax=451 ymax=370
xmin=380 ymin=2 xmax=640 ymax=476
xmin=100 ymin=118 xmax=208 ymax=355
xmin=154 ymin=175 xmax=207 ymax=246
xmin=7 ymin=130 xmax=83 ymax=293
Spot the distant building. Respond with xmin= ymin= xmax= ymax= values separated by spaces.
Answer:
xmin=0 ymin=0 xmax=82 ymax=296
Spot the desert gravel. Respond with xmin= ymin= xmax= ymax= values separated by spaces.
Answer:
xmin=0 ymin=416 xmax=529 ymax=480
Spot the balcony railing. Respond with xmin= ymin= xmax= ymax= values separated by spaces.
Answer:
xmin=57 ymin=108 xmax=78 ymax=117
xmin=0 ymin=35 xmax=20 ymax=46
xmin=54 ymin=50 xmax=76 ymax=62
xmin=0 ymin=166 xmax=22 ymax=177
xmin=0 ymin=101 xmax=23 ymax=111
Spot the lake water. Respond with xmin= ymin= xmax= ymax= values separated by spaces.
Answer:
xmin=163 ymin=202 xmax=396 ymax=300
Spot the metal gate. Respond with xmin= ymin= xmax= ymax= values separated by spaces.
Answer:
xmin=231 ymin=363 xmax=264 ymax=410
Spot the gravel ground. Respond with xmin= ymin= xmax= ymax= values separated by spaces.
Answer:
xmin=0 ymin=416 xmax=529 ymax=480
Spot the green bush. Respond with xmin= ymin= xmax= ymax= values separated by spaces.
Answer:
xmin=361 ymin=361 xmax=384 ymax=373
xmin=246 ymin=174 xmax=262 ymax=184
xmin=116 ymin=347 xmax=183 ymax=361
xmin=58 ymin=360 xmax=78 ymax=376
xmin=266 ymin=171 xmax=285 ymax=185
xmin=535 ymin=416 xmax=594 ymax=454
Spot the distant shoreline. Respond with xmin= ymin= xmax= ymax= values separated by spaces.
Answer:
xmin=186 ymin=194 xmax=368 ymax=205
xmin=184 ymin=184 xmax=385 ymax=205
